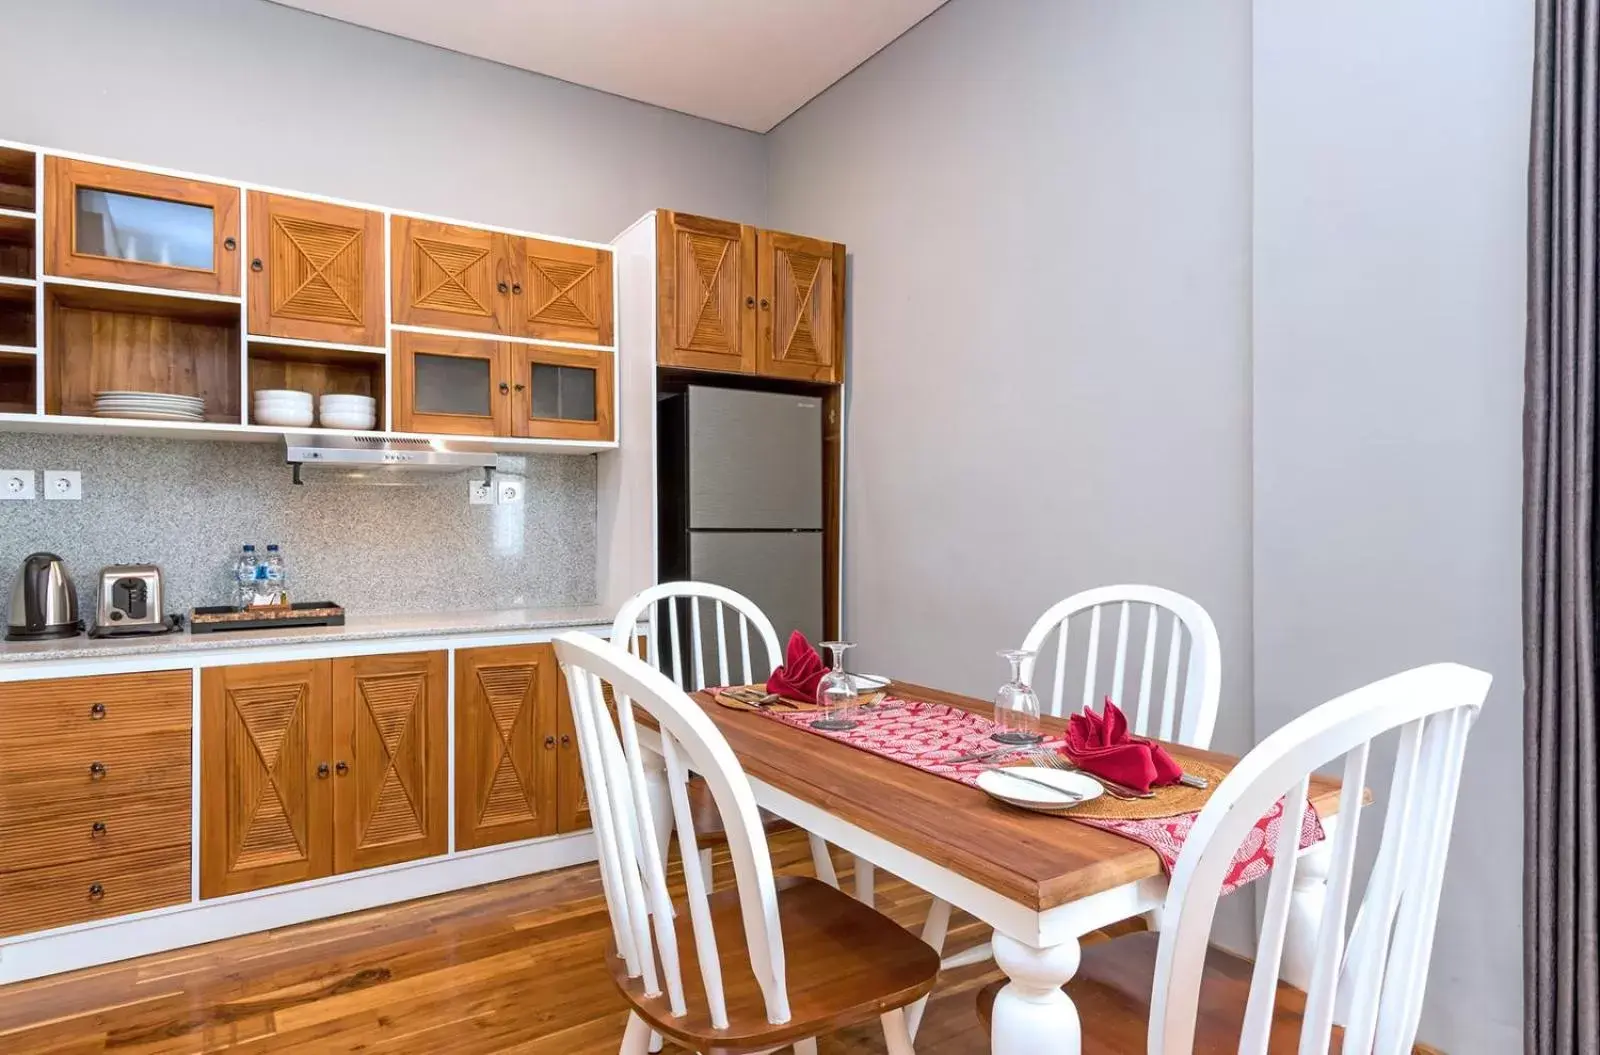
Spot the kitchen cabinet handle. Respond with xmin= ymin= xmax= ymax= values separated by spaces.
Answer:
xmin=746 ymin=296 xmax=756 ymax=308
xmin=499 ymin=381 xmax=510 ymax=395
xmin=760 ymin=298 xmax=770 ymax=309
xmin=223 ymin=237 xmax=237 ymax=251
xmin=250 ymin=258 xmax=263 ymax=272
xmin=497 ymin=281 xmax=510 ymax=294
xmin=317 ymin=763 xmax=331 ymax=779
xmin=560 ymin=734 xmax=571 ymax=747
xmin=88 ymin=761 xmax=106 ymax=781
xmin=91 ymin=821 xmax=107 ymax=837
xmin=87 ymin=883 xmax=104 ymax=901
xmin=336 ymin=761 xmax=349 ymax=776
xmin=511 ymin=283 xmax=522 ymax=295
xmin=543 ymin=735 xmax=556 ymax=749
xmin=513 ymin=383 xmax=525 ymax=392
xmin=88 ymin=702 xmax=106 ymax=720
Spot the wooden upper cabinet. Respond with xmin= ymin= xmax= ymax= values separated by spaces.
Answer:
xmin=391 ymin=216 xmax=514 ymax=334
xmin=200 ymin=661 xmax=332 ymax=899
xmin=657 ymin=211 xmax=757 ymax=374
xmin=454 ymin=644 xmax=562 ymax=850
xmin=392 ymin=331 xmax=511 ymax=437
xmin=45 ymin=157 xmax=241 ymax=296
xmin=512 ymin=237 xmax=614 ymax=346
xmin=330 ymin=653 xmax=447 ymax=873
xmin=247 ymin=192 xmax=384 ymax=346
xmin=757 ymin=229 xmax=845 ymax=385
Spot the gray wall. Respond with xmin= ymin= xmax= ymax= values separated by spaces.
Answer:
xmin=1252 ymin=3 xmax=1530 ymax=1050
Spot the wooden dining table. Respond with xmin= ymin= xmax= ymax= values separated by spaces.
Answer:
xmin=632 ymin=680 xmax=1346 ymax=1055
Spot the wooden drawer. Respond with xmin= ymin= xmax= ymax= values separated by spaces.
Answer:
xmin=0 ymin=729 xmax=191 ymax=809
xmin=0 ymin=671 xmax=190 ymax=744
xmin=0 ymin=845 xmax=191 ymax=937
xmin=0 ymin=785 xmax=190 ymax=872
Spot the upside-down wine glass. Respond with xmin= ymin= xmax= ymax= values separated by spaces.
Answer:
xmin=810 ymin=641 xmax=860 ymax=731
xmin=991 ymin=648 xmax=1043 ymax=744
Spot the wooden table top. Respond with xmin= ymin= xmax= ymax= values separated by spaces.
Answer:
xmin=690 ymin=681 xmax=1345 ymax=913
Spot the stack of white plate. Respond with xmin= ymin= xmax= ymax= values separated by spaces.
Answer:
xmin=319 ymin=394 xmax=377 ymax=431
xmin=253 ymin=389 xmax=314 ymax=428
xmin=93 ymin=391 xmax=206 ymax=422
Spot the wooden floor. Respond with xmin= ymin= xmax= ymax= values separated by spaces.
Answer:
xmin=0 ymin=833 xmax=1004 ymax=1053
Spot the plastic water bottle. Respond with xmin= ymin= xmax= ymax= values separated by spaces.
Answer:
xmin=234 ymin=545 xmax=258 ymax=609
xmin=263 ymin=544 xmax=287 ymax=606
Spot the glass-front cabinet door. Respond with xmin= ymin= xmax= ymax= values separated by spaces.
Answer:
xmin=510 ymin=344 xmax=614 ymax=442
xmin=393 ymin=332 xmax=510 ymax=437
xmin=45 ymin=158 xmax=241 ymax=296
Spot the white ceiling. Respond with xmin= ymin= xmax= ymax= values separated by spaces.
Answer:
xmin=272 ymin=0 xmax=947 ymax=132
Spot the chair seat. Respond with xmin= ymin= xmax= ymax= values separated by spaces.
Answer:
xmin=687 ymin=776 xmax=795 ymax=845
xmin=610 ymin=875 xmax=940 ymax=1054
xmin=977 ymin=932 xmax=1346 ymax=1053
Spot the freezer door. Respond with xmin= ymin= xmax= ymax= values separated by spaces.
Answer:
xmin=690 ymin=531 xmax=825 ymax=658
xmin=688 ymin=386 xmax=823 ymax=530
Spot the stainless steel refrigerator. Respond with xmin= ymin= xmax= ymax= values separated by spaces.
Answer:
xmin=658 ymin=385 xmax=824 ymax=648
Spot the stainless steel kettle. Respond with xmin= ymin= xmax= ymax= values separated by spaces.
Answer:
xmin=5 ymin=552 xmax=81 ymax=641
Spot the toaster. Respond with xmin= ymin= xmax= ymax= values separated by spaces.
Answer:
xmin=95 ymin=565 xmax=166 ymax=630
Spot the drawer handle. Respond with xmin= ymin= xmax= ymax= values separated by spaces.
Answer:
xmin=89 ymin=702 xmax=106 ymax=720
xmin=544 ymin=735 xmax=556 ymax=750
xmin=91 ymin=821 xmax=107 ymax=837
xmin=88 ymin=761 xmax=106 ymax=781
xmin=87 ymin=883 xmax=104 ymax=901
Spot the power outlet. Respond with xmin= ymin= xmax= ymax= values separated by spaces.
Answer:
xmin=43 ymin=470 xmax=82 ymax=501
xmin=468 ymin=480 xmax=494 ymax=506
xmin=0 ymin=470 xmax=35 ymax=501
xmin=496 ymin=479 xmax=523 ymax=505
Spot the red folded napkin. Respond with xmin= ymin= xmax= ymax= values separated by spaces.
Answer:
xmin=765 ymin=631 xmax=826 ymax=703
xmin=1061 ymin=697 xmax=1183 ymax=794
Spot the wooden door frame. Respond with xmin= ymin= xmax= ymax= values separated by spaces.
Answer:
xmin=509 ymin=344 xmax=615 ymax=442
xmin=247 ymin=191 xmax=385 ymax=346
xmin=391 ymin=331 xmax=511 ymax=437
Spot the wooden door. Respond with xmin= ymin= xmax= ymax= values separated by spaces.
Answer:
xmin=331 ymin=652 xmax=447 ymax=873
xmin=511 ymin=236 xmax=614 ymax=346
xmin=656 ymin=211 xmax=757 ymax=374
xmin=392 ymin=332 xmax=511 ymax=437
xmin=508 ymin=344 xmax=615 ymax=442
xmin=757 ymin=229 xmax=845 ymax=384
xmin=45 ymin=157 xmax=241 ymax=296
xmin=248 ymin=192 xmax=384 ymax=346
xmin=390 ymin=217 xmax=514 ymax=334
xmin=454 ymin=644 xmax=561 ymax=850
xmin=200 ymin=661 xmax=332 ymax=898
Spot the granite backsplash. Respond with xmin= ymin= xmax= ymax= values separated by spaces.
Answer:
xmin=0 ymin=434 xmax=598 ymax=618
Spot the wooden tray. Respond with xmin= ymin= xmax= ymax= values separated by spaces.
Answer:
xmin=189 ymin=602 xmax=345 ymax=634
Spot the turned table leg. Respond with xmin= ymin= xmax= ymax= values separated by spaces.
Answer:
xmin=989 ymin=931 xmax=1082 ymax=1054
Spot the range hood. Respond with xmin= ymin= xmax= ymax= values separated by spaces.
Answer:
xmin=283 ymin=434 xmax=498 ymax=485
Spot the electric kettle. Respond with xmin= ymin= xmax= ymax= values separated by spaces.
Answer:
xmin=5 ymin=552 xmax=82 ymax=641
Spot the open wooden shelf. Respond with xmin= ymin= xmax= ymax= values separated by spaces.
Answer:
xmin=0 ymin=147 xmax=34 ymax=214
xmin=0 ymin=281 xmax=34 ymax=349
xmin=0 ymin=210 xmax=33 ymax=281
xmin=44 ymin=282 xmax=241 ymax=424
xmin=0 ymin=349 xmax=36 ymax=415
xmin=247 ymin=340 xmax=386 ymax=427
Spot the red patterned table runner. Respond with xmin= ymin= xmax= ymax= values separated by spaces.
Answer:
xmin=761 ymin=696 xmax=1324 ymax=895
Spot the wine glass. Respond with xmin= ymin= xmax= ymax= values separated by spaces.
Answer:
xmin=810 ymin=641 xmax=860 ymax=731
xmin=991 ymin=648 xmax=1043 ymax=745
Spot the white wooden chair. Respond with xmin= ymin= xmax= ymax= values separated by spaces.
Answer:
xmin=611 ymin=581 xmax=841 ymax=890
xmin=555 ymin=631 xmax=940 ymax=1055
xmin=977 ymin=661 xmax=1490 ymax=1053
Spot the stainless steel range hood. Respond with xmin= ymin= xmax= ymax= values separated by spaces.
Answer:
xmin=283 ymin=434 xmax=497 ymax=485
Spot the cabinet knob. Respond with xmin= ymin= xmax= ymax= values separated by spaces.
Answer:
xmin=746 ymin=296 xmax=756 ymax=308
xmin=223 ymin=237 xmax=237 ymax=252
xmin=250 ymin=258 xmax=263 ymax=272
xmin=336 ymin=761 xmax=349 ymax=776
xmin=560 ymin=734 xmax=572 ymax=747
xmin=544 ymin=735 xmax=556 ymax=749
xmin=511 ymin=283 xmax=522 ymax=295
xmin=513 ymin=383 xmax=526 ymax=392
xmin=499 ymin=381 xmax=510 ymax=395
xmin=87 ymin=883 xmax=104 ymax=901
xmin=88 ymin=761 xmax=106 ymax=781
xmin=760 ymin=298 xmax=770 ymax=310
xmin=497 ymin=281 xmax=510 ymax=294
xmin=88 ymin=702 xmax=106 ymax=720
xmin=317 ymin=763 xmax=331 ymax=779
xmin=91 ymin=821 xmax=107 ymax=837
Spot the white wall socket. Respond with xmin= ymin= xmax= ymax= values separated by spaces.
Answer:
xmin=468 ymin=480 xmax=494 ymax=505
xmin=496 ymin=479 xmax=523 ymax=505
xmin=0 ymin=470 xmax=35 ymax=501
xmin=43 ymin=470 xmax=82 ymax=501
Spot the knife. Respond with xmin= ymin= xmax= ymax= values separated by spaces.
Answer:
xmin=943 ymin=746 xmax=1022 ymax=765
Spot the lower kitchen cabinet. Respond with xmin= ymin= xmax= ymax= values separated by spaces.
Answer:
xmin=200 ymin=652 xmax=448 ymax=898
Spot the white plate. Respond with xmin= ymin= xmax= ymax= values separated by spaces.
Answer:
xmin=95 ymin=390 xmax=205 ymax=402
xmin=976 ymin=767 xmax=1102 ymax=813
xmin=93 ymin=409 xmax=206 ymax=422
xmin=96 ymin=398 xmax=207 ymax=410
xmin=847 ymin=673 xmax=890 ymax=691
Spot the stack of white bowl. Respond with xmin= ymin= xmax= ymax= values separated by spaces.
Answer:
xmin=319 ymin=394 xmax=378 ymax=431
xmin=253 ymin=389 xmax=314 ymax=427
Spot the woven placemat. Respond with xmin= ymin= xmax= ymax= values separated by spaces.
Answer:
xmin=712 ymin=684 xmax=822 ymax=713
xmin=1014 ymin=756 xmax=1231 ymax=820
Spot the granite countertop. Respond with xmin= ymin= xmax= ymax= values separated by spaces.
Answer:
xmin=0 ymin=606 xmax=614 ymax=664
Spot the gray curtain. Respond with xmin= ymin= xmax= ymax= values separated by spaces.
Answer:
xmin=1527 ymin=2 xmax=1600 ymax=1053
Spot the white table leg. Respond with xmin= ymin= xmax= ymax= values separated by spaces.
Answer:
xmin=1281 ymin=812 xmax=1335 ymax=989
xmin=639 ymin=748 xmax=675 ymax=873
xmin=989 ymin=931 xmax=1081 ymax=1054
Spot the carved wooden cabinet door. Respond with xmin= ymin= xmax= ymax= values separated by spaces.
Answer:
xmin=200 ymin=661 xmax=332 ymax=898
xmin=330 ymin=653 xmax=447 ymax=873
xmin=454 ymin=644 xmax=561 ymax=850
xmin=248 ymin=192 xmax=384 ymax=346
xmin=391 ymin=216 xmax=515 ymax=335
xmin=756 ymin=229 xmax=845 ymax=384
xmin=512 ymin=236 xmax=614 ymax=346
xmin=656 ymin=211 xmax=757 ymax=374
